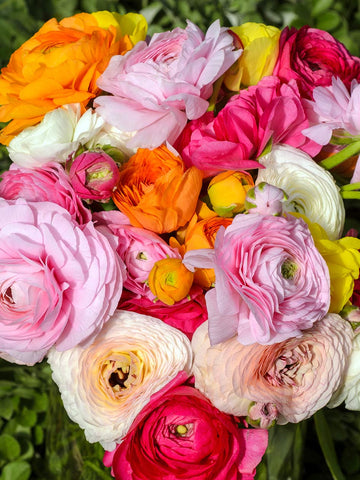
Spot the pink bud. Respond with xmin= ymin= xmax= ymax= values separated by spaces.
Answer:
xmin=69 ymin=150 xmax=120 ymax=201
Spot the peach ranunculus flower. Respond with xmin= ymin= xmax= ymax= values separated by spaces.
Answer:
xmin=0 ymin=12 xmax=147 ymax=145
xmin=112 ymin=145 xmax=203 ymax=234
xmin=191 ymin=316 xmax=353 ymax=425
xmin=47 ymin=310 xmax=193 ymax=451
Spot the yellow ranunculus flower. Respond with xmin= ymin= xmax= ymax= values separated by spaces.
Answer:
xmin=293 ymin=214 xmax=360 ymax=313
xmin=91 ymin=11 xmax=147 ymax=44
xmin=224 ymin=22 xmax=280 ymax=90
xmin=207 ymin=170 xmax=254 ymax=217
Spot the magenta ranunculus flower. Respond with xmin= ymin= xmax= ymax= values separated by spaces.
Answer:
xmin=273 ymin=26 xmax=360 ymax=99
xmin=95 ymin=21 xmax=241 ymax=149
xmin=184 ymin=212 xmax=330 ymax=345
xmin=0 ymin=162 xmax=91 ymax=224
xmin=0 ymin=198 xmax=124 ymax=365
xmin=93 ymin=210 xmax=181 ymax=297
xmin=176 ymin=76 xmax=321 ymax=175
xmin=69 ymin=150 xmax=120 ymax=201
xmin=103 ymin=373 xmax=268 ymax=480
xmin=118 ymin=286 xmax=208 ymax=340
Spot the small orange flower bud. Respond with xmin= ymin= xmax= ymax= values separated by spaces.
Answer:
xmin=148 ymin=258 xmax=194 ymax=306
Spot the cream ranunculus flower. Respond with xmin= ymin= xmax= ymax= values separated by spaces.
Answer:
xmin=7 ymin=104 xmax=104 ymax=167
xmin=256 ymin=144 xmax=345 ymax=240
xmin=192 ymin=316 xmax=352 ymax=424
xmin=47 ymin=310 xmax=193 ymax=451
xmin=329 ymin=332 xmax=360 ymax=410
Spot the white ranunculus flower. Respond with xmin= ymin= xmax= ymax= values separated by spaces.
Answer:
xmin=256 ymin=145 xmax=345 ymax=240
xmin=329 ymin=332 xmax=360 ymax=410
xmin=47 ymin=310 xmax=193 ymax=451
xmin=7 ymin=105 xmax=80 ymax=167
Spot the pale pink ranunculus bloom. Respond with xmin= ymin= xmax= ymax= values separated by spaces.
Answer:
xmin=0 ymin=162 xmax=91 ymax=224
xmin=47 ymin=310 xmax=193 ymax=451
xmin=175 ymin=76 xmax=321 ymax=176
xmin=95 ymin=20 xmax=241 ymax=149
xmin=93 ymin=210 xmax=181 ymax=297
xmin=103 ymin=371 xmax=268 ymax=480
xmin=0 ymin=198 xmax=124 ymax=365
xmin=192 ymin=315 xmax=353 ymax=424
xmin=303 ymin=76 xmax=360 ymax=145
xmin=184 ymin=212 xmax=330 ymax=346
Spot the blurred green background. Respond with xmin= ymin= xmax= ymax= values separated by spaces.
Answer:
xmin=1 ymin=1 xmax=360 ymax=479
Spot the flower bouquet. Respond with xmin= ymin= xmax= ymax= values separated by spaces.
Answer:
xmin=0 ymin=8 xmax=360 ymax=480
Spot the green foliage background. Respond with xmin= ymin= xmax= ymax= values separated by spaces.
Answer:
xmin=1 ymin=1 xmax=360 ymax=479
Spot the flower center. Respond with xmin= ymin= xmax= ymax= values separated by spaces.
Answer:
xmin=108 ymin=364 xmax=130 ymax=390
xmin=175 ymin=424 xmax=188 ymax=436
xmin=281 ymin=259 xmax=298 ymax=279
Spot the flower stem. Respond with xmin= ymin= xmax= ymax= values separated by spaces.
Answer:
xmin=341 ymin=182 xmax=360 ymax=191
xmin=319 ymin=141 xmax=360 ymax=170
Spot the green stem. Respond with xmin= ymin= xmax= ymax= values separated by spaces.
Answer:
xmin=341 ymin=191 xmax=360 ymax=200
xmin=341 ymin=182 xmax=360 ymax=191
xmin=319 ymin=140 xmax=360 ymax=170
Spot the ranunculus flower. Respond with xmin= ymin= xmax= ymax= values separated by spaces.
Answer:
xmin=94 ymin=210 xmax=181 ymax=297
xmin=0 ymin=162 xmax=91 ymax=224
xmin=329 ymin=332 xmax=360 ymax=410
xmin=0 ymin=198 xmax=124 ymax=365
xmin=192 ymin=316 xmax=353 ymax=423
xmin=224 ymin=22 xmax=280 ymax=89
xmin=172 ymin=214 xmax=232 ymax=288
xmin=69 ymin=150 xmax=120 ymax=201
xmin=352 ymin=278 xmax=360 ymax=308
xmin=176 ymin=76 xmax=321 ymax=175
xmin=95 ymin=20 xmax=241 ymax=149
xmin=207 ymin=170 xmax=254 ymax=217
xmin=302 ymin=218 xmax=360 ymax=313
xmin=118 ymin=286 xmax=207 ymax=340
xmin=148 ymin=258 xmax=194 ymax=305
xmin=103 ymin=372 xmax=268 ymax=480
xmin=47 ymin=310 xmax=193 ymax=450
xmin=0 ymin=12 xmax=146 ymax=145
xmin=245 ymin=182 xmax=287 ymax=216
xmin=273 ymin=26 xmax=360 ymax=99
xmin=256 ymin=145 xmax=345 ymax=240
xmin=184 ymin=212 xmax=330 ymax=346
xmin=112 ymin=145 xmax=203 ymax=234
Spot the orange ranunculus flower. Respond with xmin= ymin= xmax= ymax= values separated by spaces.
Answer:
xmin=0 ymin=12 xmax=146 ymax=145
xmin=148 ymin=258 xmax=194 ymax=306
xmin=169 ymin=214 xmax=232 ymax=288
xmin=112 ymin=145 xmax=203 ymax=234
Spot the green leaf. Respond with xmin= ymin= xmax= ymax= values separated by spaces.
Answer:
xmin=316 ymin=10 xmax=341 ymax=31
xmin=33 ymin=425 xmax=44 ymax=446
xmin=17 ymin=408 xmax=37 ymax=428
xmin=0 ymin=434 xmax=21 ymax=462
xmin=32 ymin=393 xmax=48 ymax=413
xmin=0 ymin=397 xmax=15 ymax=420
xmin=265 ymin=423 xmax=297 ymax=480
xmin=140 ymin=2 xmax=163 ymax=24
xmin=314 ymin=410 xmax=346 ymax=480
xmin=1 ymin=460 xmax=31 ymax=480
xmin=311 ymin=0 xmax=334 ymax=16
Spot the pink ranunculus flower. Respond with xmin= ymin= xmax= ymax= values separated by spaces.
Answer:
xmin=184 ymin=212 xmax=330 ymax=345
xmin=0 ymin=198 xmax=124 ymax=366
xmin=302 ymin=77 xmax=360 ymax=145
xmin=191 ymin=316 xmax=353 ymax=424
xmin=245 ymin=182 xmax=288 ymax=216
xmin=273 ymin=26 xmax=360 ymax=99
xmin=69 ymin=150 xmax=120 ymax=201
xmin=175 ymin=76 xmax=321 ymax=175
xmin=103 ymin=372 xmax=268 ymax=480
xmin=95 ymin=21 xmax=241 ymax=149
xmin=93 ymin=210 xmax=181 ymax=297
xmin=0 ymin=162 xmax=91 ymax=224
xmin=118 ymin=285 xmax=207 ymax=340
